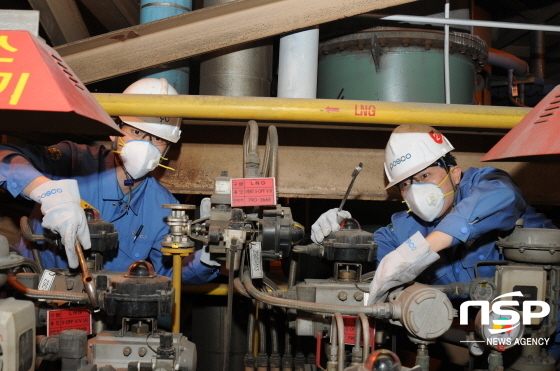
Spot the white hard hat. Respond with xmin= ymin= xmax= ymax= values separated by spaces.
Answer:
xmin=384 ymin=125 xmax=454 ymax=189
xmin=119 ymin=78 xmax=182 ymax=143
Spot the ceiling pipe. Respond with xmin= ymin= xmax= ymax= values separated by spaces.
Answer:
xmin=139 ymin=0 xmax=191 ymax=94
xmin=199 ymin=0 xmax=273 ymax=97
xmin=93 ymin=93 xmax=530 ymax=129
xmin=530 ymin=31 xmax=545 ymax=86
xmin=443 ymin=1 xmax=450 ymax=104
xmin=277 ymin=27 xmax=319 ymax=99
xmin=488 ymin=48 xmax=529 ymax=76
xmin=382 ymin=15 xmax=560 ymax=33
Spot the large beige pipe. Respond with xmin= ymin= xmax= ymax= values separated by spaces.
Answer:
xmin=94 ymin=93 xmax=530 ymax=129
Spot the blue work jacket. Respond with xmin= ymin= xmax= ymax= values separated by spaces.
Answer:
xmin=375 ymin=167 xmax=557 ymax=286
xmin=0 ymin=141 xmax=220 ymax=285
xmin=375 ymin=167 xmax=560 ymax=358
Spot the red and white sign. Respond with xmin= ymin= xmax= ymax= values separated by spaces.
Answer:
xmin=47 ymin=308 xmax=92 ymax=336
xmin=231 ymin=177 xmax=276 ymax=207
xmin=342 ymin=316 xmax=375 ymax=346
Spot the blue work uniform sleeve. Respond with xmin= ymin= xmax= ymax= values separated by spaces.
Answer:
xmin=0 ymin=141 xmax=79 ymax=197
xmin=374 ymin=222 xmax=402 ymax=266
xmin=435 ymin=168 xmax=527 ymax=244
xmin=181 ymin=249 xmax=221 ymax=285
xmin=0 ymin=144 xmax=54 ymax=197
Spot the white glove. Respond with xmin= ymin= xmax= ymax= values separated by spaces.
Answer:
xmin=30 ymin=179 xmax=91 ymax=268
xmin=311 ymin=208 xmax=352 ymax=244
xmin=367 ymin=232 xmax=439 ymax=305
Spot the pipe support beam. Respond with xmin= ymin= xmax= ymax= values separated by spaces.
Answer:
xmin=55 ymin=0 xmax=417 ymax=83
xmin=94 ymin=93 xmax=530 ymax=129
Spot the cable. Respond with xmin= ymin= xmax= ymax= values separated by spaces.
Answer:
xmin=146 ymin=332 xmax=158 ymax=354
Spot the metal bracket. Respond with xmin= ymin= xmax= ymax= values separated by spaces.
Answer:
xmin=371 ymin=35 xmax=381 ymax=72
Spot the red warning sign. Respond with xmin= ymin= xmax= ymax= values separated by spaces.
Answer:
xmin=343 ymin=316 xmax=375 ymax=346
xmin=47 ymin=308 xmax=92 ymax=336
xmin=231 ymin=177 xmax=276 ymax=207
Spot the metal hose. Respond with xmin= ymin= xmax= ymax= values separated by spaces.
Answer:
xmin=8 ymin=273 xmax=89 ymax=302
xmin=243 ymin=120 xmax=260 ymax=178
xmin=267 ymin=307 xmax=279 ymax=354
xmin=261 ymin=125 xmax=278 ymax=179
xmin=288 ymin=254 xmax=298 ymax=289
xmin=353 ymin=314 xmax=363 ymax=364
xmin=331 ymin=313 xmax=345 ymax=371
xmin=358 ymin=313 xmax=370 ymax=360
xmin=233 ymin=277 xmax=251 ymax=298
xmin=241 ymin=270 xmax=393 ymax=316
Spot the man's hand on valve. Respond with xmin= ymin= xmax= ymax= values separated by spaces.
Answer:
xmin=29 ymin=179 xmax=91 ymax=269
xmin=311 ymin=208 xmax=352 ymax=244
xmin=367 ymin=232 xmax=440 ymax=305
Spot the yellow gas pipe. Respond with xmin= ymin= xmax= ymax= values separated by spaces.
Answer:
xmin=94 ymin=93 xmax=530 ymax=129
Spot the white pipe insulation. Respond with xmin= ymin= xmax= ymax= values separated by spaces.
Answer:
xmin=277 ymin=27 xmax=319 ymax=98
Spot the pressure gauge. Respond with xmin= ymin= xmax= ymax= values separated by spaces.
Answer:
xmin=468 ymin=341 xmax=485 ymax=356
xmin=469 ymin=278 xmax=496 ymax=301
xmin=475 ymin=306 xmax=524 ymax=350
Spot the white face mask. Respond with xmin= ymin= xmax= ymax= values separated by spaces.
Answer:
xmin=119 ymin=140 xmax=161 ymax=179
xmin=404 ymin=172 xmax=454 ymax=222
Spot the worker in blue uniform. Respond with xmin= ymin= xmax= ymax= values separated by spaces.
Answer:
xmin=311 ymin=124 xmax=560 ymax=357
xmin=0 ymin=78 xmax=220 ymax=285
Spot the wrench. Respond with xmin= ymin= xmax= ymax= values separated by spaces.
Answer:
xmin=339 ymin=162 xmax=364 ymax=211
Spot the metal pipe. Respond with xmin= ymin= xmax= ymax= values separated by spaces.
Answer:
xmin=200 ymin=0 xmax=272 ymax=98
xmin=75 ymin=243 xmax=99 ymax=310
xmin=331 ymin=313 xmax=345 ymax=371
xmin=139 ymin=0 xmax=190 ymax=93
xmin=283 ymin=330 xmax=293 ymax=371
xmin=172 ymin=253 xmax=182 ymax=333
xmin=358 ymin=313 xmax=370 ymax=360
xmin=288 ymin=254 xmax=298 ymax=289
xmin=8 ymin=273 xmax=89 ymax=302
xmin=57 ymin=0 xmax=421 ymax=84
xmin=31 ymin=249 xmax=44 ymax=274
xmin=261 ymin=125 xmax=278 ymax=179
xmin=241 ymin=270 xmax=393 ymax=316
xmin=352 ymin=314 xmax=363 ymax=365
xmin=277 ymin=27 xmax=319 ymax=99
xmin=245 ymin=300 xmax=257 ymax=371
xmin=257 ymin=301 xmax=268 ymax=371
xmin=244 ymin=120 xmax=260 ymax=178
xmin=508 ymin=69 xmax=529 ymax=108
xmin=488 ymin=48 xmax=529 ymax=76
xmin=270 ymin=308 xmax=281 ymax=371
xmin=444 ymin=2 xmax=450 ymax=104
xmin=531 ymin=31 xmax=545 ymax=86
xmin=223 ymin=236 xmax=238 ymax=371
xmin=382 ymin=14 xmax=560 ymax=33
xmin=94 ymin=93 xmax=531 ymax=129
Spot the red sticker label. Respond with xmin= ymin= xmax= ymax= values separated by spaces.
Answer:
xmin=429 ymin=131 xmax=443 ymax=144
xmin=47 ymin=308 xmax=92 ymax=336
xmin=231 ymin=177 xmax=276 ymax=207
xmin=342 ymin=316 xmax=375 ymax=346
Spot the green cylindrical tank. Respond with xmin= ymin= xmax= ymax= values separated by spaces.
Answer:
xmin=317 ymin=28 xmax=487 ymax=104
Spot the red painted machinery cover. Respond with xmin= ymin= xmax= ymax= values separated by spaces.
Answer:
xmin=481 ymin=85 xmax=560 ymax=161
xmin=0 ymin=30 xmax=121 ymax=136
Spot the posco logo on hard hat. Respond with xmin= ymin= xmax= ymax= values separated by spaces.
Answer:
xmin=389 ymin=153 xmax=412 ymax=171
